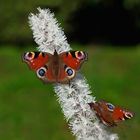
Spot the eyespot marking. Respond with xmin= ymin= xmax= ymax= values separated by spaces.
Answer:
xmin=64 ymin=66 xmax=75 ymax=78
xmin=23 ymin=52 xmax=35 ymax=61
xmin=106 ymin=103 xmax=115 ymax=112
xmin=36 ymin=67 xmax=47 ymax=78
xmin=75 ymin=51 xmax=87 ymax=60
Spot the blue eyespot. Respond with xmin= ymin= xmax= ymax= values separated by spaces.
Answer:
xmin=37 ymin=67 xmax=47 ymax=78
xmin=65 ymin=66 xmax=75 ymax=78
xmin=107 ymin=103 xmax=114 ymax=111
xmin=38 ymin=69 xmax=46 ymax=76
xmin=67 ymin=69 xmax=73 ymax=76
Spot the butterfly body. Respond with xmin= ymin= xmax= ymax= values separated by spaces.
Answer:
xmin=89 ymin=100 xmax=133 ymax=126
xmin=23 ymin=50 xmax=87 ymax=83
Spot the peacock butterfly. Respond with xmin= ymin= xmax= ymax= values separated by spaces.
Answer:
xmin=22 ymin=50 xmax=87 ymax=83
xmin=88 ymin=100 xmax=134 ymax=126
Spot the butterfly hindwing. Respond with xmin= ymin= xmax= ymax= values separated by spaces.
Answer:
xmin=35 ymin=64 xmax=55 ymax=83
xmin=57 ymin=64 xmax=76 ymax=83
xmin=89 ymin=101 xmax=115 ymax=126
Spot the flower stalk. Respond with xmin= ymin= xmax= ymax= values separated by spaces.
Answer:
xmin=29 ymin=8 xmax=119 ymax=140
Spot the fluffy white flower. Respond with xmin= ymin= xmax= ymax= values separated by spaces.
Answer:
xmin=29 ymin=7 xmax=70 ymax=54
xmin=29 ymin=8 xmax=119 ymax=140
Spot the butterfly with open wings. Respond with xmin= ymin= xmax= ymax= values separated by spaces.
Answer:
xmin=88 ymin=100 xmax=134 ymax=126
xmin=22 ymin=50 xmax=87 ymax=83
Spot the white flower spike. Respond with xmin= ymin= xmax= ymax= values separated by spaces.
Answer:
xmin=29 ymin=8 xmax=119 ymax=140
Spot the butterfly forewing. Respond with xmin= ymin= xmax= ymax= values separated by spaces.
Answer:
xmin=112 ymin=107 xmax=134 ymax=122
xmin=60 ymin=51 xmax=88 ymax=70
xmin=23 ymin=52 xmax=52 ymax=70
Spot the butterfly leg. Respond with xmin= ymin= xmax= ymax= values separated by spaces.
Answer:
xmin=68 ymin=80 xmax=71 ymax=87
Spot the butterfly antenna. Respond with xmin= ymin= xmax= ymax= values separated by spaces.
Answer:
xmin=68 ymin=80 xmax=71 ymax=87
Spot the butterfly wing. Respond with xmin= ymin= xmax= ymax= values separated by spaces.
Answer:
xmin=89 ymin=101 xmax=116 ymax=126
xmin=112 ymin=107 xmax=134 ymax=122
xmin=60 ymin=51 xmax=88 ymax=70
xmin=57 ymin=63 xmax=76 ymax=83
xmin=22 ymin=52 xmax=52 ymax=70
xmin=36 ymin=64 xmax=56 ymax=83
xmin=95 ymin=101 xmax=116 ymax=126
xmin=23 ymin=51 xmax=57 ymax=83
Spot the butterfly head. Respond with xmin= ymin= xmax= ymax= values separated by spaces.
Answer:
xmin=54 ymin=49 xmax=58 ymax=56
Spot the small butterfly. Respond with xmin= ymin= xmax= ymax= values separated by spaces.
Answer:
xmin=88 ymin=100 xmax=134 ymax=126
xmin=22 ymin=50 xmax=87 ymax=83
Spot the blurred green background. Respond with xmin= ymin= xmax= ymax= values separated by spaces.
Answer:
xmin=0 ymin=0 xmax=140 ymax=140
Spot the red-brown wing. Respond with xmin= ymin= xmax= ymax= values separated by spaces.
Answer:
xmin=22 ymin=52 xmax=52 ymax=70
xmin=112 ymin=107 xmax=134 ymax=122
xmin=23 ymin=51 xmax=58 ymax=83
xmin=57 ymin=63 xmax=76 ymax=83
xmin=60 ymin=51 xmax=88 ymax=70
xmin=42 ymin=67 xmax=56 ymax=83
xmin=90 ymin=101 xmax=116 ymax=126
xmin=35 ymin=60 xmax=57 ymax=83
